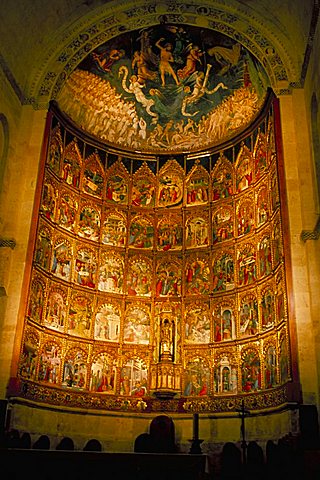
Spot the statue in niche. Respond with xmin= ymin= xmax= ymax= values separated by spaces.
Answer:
xmin=160 ymin=317 xmax=175 ymax=361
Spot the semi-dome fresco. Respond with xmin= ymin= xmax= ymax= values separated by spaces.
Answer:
xmin=57 ymin=23 xmax=270 ymax=154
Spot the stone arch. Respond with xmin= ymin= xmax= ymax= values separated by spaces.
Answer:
xmin=27 ymin=1 xmax=299 ymax=107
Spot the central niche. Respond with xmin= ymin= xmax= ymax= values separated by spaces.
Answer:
xmin=19 ymin=96 xmax=291 ymax=412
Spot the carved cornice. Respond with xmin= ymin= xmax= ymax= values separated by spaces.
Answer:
xmin=9 ymin=379 xmax=296 ymax=414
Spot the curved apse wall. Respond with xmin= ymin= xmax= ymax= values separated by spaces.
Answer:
xmin=15 ymin=93 xmax=292 ymax=415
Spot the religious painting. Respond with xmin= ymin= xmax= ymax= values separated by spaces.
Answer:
xmin=264 ymin=343 xmax=277 ymax=389
xmin=156 ymin=212 xmax=183 ymax=251
xmin=27 ymin=275 xmax=46 ymax=324
xmin=131 ymin=163 xmax=156 ymax=207
xmin=253 ymin=130 xmax=269 ymax=180
xmin=98 ymin=252 xmax=124 ymax=294
xmin=236 ymin=144 xmax=253 ymax=192
xmin=120 ymin=357 xmax=148 ymax=396
xmin=62 ymin=348 xmax=88 ymax=389
xmin=183 ymin=357 xmax=210 ymax=396
xmin=236 ymin=194 xmax=254 ymax=237
xmin=212 ymin=202 xmax=234 ymax=243
xmin=126 ymin=255 xmax=152 ymax=296
xmin=74 ymin=247 xmax=97 ymax=288
xmin=57 ymin=190 xmax=78 ymax=232
xmin=105 ymin=160 xmax=129 ymax=205
xmin=211 ymin=153 xmax=234 ymax=201
xmin=185 ymin=163 xmax=209 ymax=206
xmin=185 ymin=213 xmax=209 ymax=248
xmin=34 ymin=225 xmax=52 ymax=271
xmin=239 ymin=293 xmax=259 ymax=338
xmin=45 ymin=284 xmax=67 ymax=332
xmin=270 ymin=165 xmax=280 ymax=212
xmin=155 ymin=258 xmax=182 ymax=297
xmin=67 ymin=294 xmax=93 ymax=338
xmin=40 ymin=176 xmax=57 ymax=222
xmin=47 ymin=124 xmax=63 ymax=175
xmin=128 ymin=215 xmax=154 ymax=249
xmin=260 ymin=285 xmax=275 ymax=329
xmin=123 ymin=304 xmax=150 ymax=345
xmin=157 ymin=160 xmax=184 ymax=207
xmin=37 ymin=341 xmax=61 ymax=384
xmin=241 ymin=348 xmax=261 ymax=392
xmin=94 ymin=302 xmax=120 ymax=342
xmin=237 ymin=242 xmax=256 ymax=286
xmin=184 ymin=303 xmax=210 ymax=344
xmin=51 ymin=236 xmax=72 ymax=282
xmin=214 ymin=354 xmax=238 ymax=394
xmin=185 ymin=256 xmax=210 ymax=295
xmin=90 ymin=353 xmax=116 ymax=393
xmin=58 ymin=24 xmax=269 ymax=153
xmin=82 ymin=151 xmax=104 ymax=198
xmin=275 ymin=271 xmax=286 ymax=324
xmin=19 ymin=329 xmax=39 ymax=380
xmin=212 ymin=249 xmax=235 ymax=292
xmin=258 ymin=234 xmax=272 ymax=278
xmin=256 ymin=185 xmax=269 ymax=227
xmin=78 ymin=202 xmax=101 ymax=242
xmin=213 ymin=300 xmax=236 ymax=342
xmin=102 ymin=210 xmax=127 ymax=247
xmin=279 ymin=332 xmax=289 ymax=384
xmin=61 ymin=139 xmax=82 ymax=188
xmin=267 ymin=116 xmax=276 ymax=154
xmin=272 ymin=216 xmax=283 ymax=266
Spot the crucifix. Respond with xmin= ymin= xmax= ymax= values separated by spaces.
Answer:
xmin=189 ymin=413 xmax=203 ymax=454
xmin=237 ymin=399 xmax=250 ymax=464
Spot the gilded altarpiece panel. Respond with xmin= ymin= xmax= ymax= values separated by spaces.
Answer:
xmin=16 ymin=99 xmax=294 ymax=414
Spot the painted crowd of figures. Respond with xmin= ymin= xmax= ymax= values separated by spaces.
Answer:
xmin=57 ymin=23 xmax=268 ymax=153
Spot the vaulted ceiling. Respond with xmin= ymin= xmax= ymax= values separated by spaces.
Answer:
xmin=0 ymin=0 xmax=318 ymax=109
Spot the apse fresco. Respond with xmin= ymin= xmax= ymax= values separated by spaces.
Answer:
xmin=57 ymin=24 xmax=269 ymax=154
xmin=18 ymin=74 xmax=292 ymax=414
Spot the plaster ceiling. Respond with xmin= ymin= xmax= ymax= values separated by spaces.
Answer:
xmin=0 ymin=1 xmax=317 ymax=109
